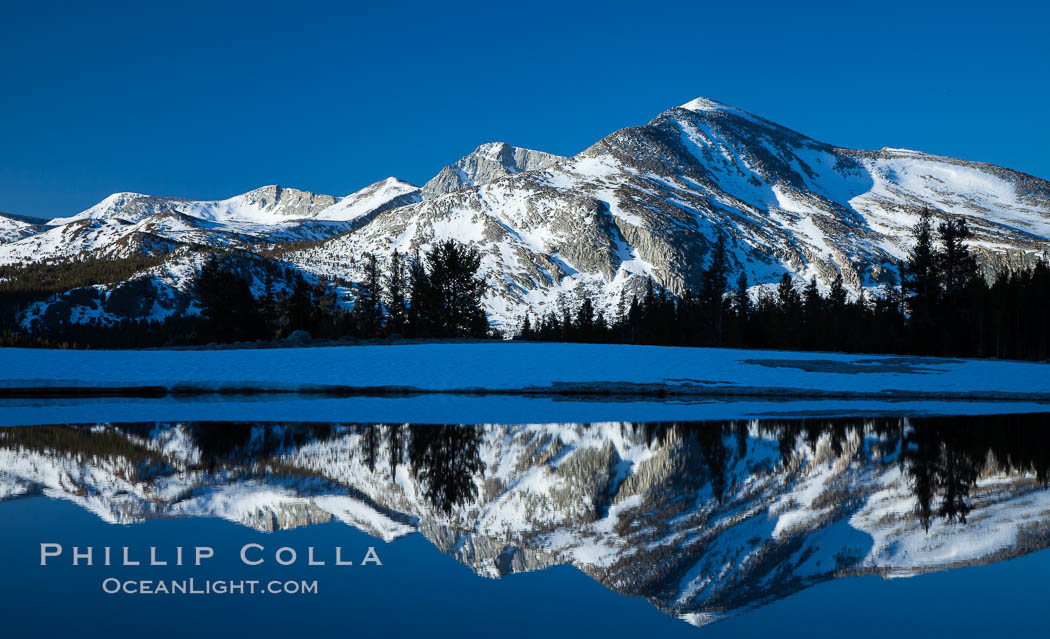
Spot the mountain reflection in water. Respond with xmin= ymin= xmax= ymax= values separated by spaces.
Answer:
xmin=1 ymin=414 xmax=1048 ymax=626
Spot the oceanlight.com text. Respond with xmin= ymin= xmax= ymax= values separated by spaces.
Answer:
xmin=100 ymin=578 xmax=319 ymax=595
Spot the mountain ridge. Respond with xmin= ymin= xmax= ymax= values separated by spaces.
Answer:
xmin=285 ymin=98 xmax=1050 ymax=327
xmin=3 ymin=96 xmax=1049 ymax=331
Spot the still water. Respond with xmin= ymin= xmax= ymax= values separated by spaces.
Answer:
xmin=1 ymin=414 xmax=1047 ymax=636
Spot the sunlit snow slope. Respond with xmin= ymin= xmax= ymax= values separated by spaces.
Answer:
xmin=3 ymin=97 xmax=1049 ymax=329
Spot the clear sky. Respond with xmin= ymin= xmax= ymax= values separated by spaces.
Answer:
xmin=2 ymin=0 xmax=1047 ymax=220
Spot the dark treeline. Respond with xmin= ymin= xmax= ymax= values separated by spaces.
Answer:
xmin=0 ymin=421 xmax=485 ymax=514
xmin=519 ymin=212 xmax=1050 ymax=360
xmin=194 ymin=238 xmax=490 ymax=344
xmin=0 ymin=254 xmax=167 ymax=308
xmin=0 ymin=249 xmax=308 ymax=349
xmin=0 ymin=239 xmax=490 ymax=348
xmin=903 ymin=414 xmax=1050 ymax=531
xmin=5 ymin=415 xmax=1050 ymax=525
xmin=760 ymin=414 xmax=1050 ymax=532
xmin=183 ymin=422 xmax=484 ymax=513
xmin=0 ymin=254 xmax=174 ymax=348
xmin=5 ymin=211 xmax=1050 ymax=358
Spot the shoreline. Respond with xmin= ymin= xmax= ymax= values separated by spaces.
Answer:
xmin=3 ymin=382 xmax=1050 ymax=402
xmin=3 ymin=342 xmax=1049 ymax=403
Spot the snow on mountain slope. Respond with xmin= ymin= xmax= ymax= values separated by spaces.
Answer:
xmin=15 ymin=246 xmax=349 ymax=332
xmin=289 ymin=97 xmax=1050 ymax=328
xmin=0 ymin=211 xmax=346 ymax=266
xmin=314 ymin=177 xmax=421 ymax=221
xmin=46 ymin=185 xmax=338 ymax=226
xmin=1 ymin=419 xmax=1047 ymax=626
xmin=421 ymin=142 xmax=565 ymax=200
xmin=0 ymin=212 xmax=45 ymax=244
xmin=0 ymin=180 xmax=419 ymax=266
xmin=5 ymin=97 xmax=1049 ymax=329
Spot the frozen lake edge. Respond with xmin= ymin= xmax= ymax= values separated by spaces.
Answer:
xmin=2 ymin=342 xmax=1049 ymax=401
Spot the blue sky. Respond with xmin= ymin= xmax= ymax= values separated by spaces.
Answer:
xmin=2 ymin=0 xmax=1047 ymax=219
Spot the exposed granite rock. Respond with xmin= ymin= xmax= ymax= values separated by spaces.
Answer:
xmin=241 ymin=501 xmax=334 ymax=532
xmin=292 ymin=99 xmax=1050 ymax=329
xmin=422 ymin=142 xmax=564 ymax=200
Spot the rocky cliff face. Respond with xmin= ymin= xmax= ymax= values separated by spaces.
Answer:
xmin=2 ymin=418 xmax=1047 ymax=627
xmin=288 ymin=98 xmax=1050 ymax=328
xmin=421 ymin=142 xmax=565 ymax=200
xmin=3 ymin=97 xmax=1049 ymax=329
xmin=216 ymin=185 xmax=339 ymax=220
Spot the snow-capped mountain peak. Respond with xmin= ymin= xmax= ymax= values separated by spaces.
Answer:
xmin=175 ymin=185 xmax=339 ymax=224
xmin=47 ymin=191 xmax=151 ymax=225
xmin=289 ymin=98 xmax=1050 ymax=329
xmin=314 ymin=177 xmax=421 ymax=222
xmin=679 ymin=95 xmax=735 ymax=113
xmin=0 ymin=179 xmax=423 ymax=268
xmin=421 ymin=141 xmax=565 ymax=199
xmin=45 ymin=186 xmax=339 ymax=227
xmin=5 ymin=96 xmax=1050 ymax=331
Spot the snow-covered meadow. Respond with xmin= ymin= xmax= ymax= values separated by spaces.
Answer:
xmin=2 ymin=342 xmax=1049 ymax=398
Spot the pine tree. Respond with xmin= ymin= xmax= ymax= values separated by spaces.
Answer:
xmin=560 ymin=302 xmax=573 ymax=342
xmin=827 ymin=273 xmax=852 ymax=350
xmin=936 ymin=217 xmax=980 ymax=354
xmin=519 ymin=313 xmax=533 ymax=340
xmin=258 ymin=271 xmax=279 ymax=339
xmin=408 ymin=250 xmax=434 ymax=337
xmin=282 ymin=274 xmax=314 ymax=337
xmin=733 ymin=272 xmax=751 ymax=319
xmin=195 ymin=255 xmax=265 ymax=343
xmin=540 ymin=310 xmax=559 ymax=341
xmin=418 ymin=239 xmax=488 ymax=337
xmin=698 ymin=232 xmax=730 ymax=345
xmin=802 ymin=276 xmax=823 ymax=350
xmin=386 ymin=249 xmax=408 ymax=336
xmin=903 ymin=209 xmax=940 ymax=351
xmin=828 ymin=273 xmax=848 ymax=310
xmin=313 ymin=280 xmax=341 ymax=338
xmin=938 ymin=218 xmax=979 ymax=299
xmin=777 ymin=273 xmax=802 ymax=312
xmin=776 ymin=273 xmax=803 ymax=348
xmin=576 ymin=296 xmax=595 ymax=342
xmin=700 ymin=234 xmax=730 ymax=303
xmin=627 ymin=295 xmax=641 ymax=344
xmin=351 ymin=253 xmax=383 ymax=337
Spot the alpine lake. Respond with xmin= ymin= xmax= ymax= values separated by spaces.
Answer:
xmin=1 ymin=397 xmax=1047 ymax=637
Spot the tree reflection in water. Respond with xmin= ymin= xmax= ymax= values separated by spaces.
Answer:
xmin=406 ymin=425 xmax=484 ymax=513
xmin=351 ymin=424 xmax=484 ymax=513
xmin=184 ymin=421 xmax=485 ymax=514
xmin=4 ymin=413 xmax=1050 ymax=628
xmin=630 ymin=414 xmax=1050 ymax=531
xmin=903 ymin=415 xmax=1050 ymax=530
xmin=1 ymin=414 xmax=1048 ymax=526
